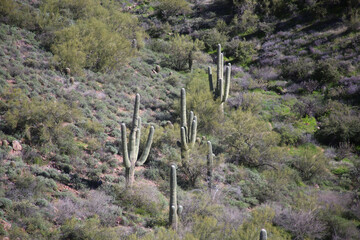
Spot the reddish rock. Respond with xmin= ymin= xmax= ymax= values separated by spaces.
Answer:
xmin=12 ymin=140 xmax=22 ymax=151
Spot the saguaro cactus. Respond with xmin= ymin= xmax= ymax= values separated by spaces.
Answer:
xmin=260 ymin=229 xmax=267 ymax=240
xmin=180 ymin=88 xmax=197 ymax=161
xmin=169 ymin=164 xmax=183 ymax=230
xmin=121 ymin=94 xmax=154 ymax=188
xmin=207 ymin=141 xmax=214 ymax=192
xmin=208 ymin=44 xmax=231 ymax=112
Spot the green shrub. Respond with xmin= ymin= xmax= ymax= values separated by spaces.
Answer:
xmin=230 ymin=206 xmax=291 ymax=239
xmin=60 ymin=216 xmax=117 ymax=240
xmin=316 ymin=101 xmax=360 ymax=146
xmin=312 ymin=60 xmax=341 ymax=85
xmin=221 ymin=109 xmax=282 ymax=168
xmin=164 ymin=34 xmax=204 ymax=71
xmin=157 ymin=0 xmax=191 ymax=19
xmin=52 ymin=18 xmax=132 ymax=73
xmin=290 ymin=144 xmax=329 ymax=181
xmin=202 ymin=29 xmax=229 ymax=51
xmin=0 ymin=88 xmax=82 ymax=154
xmin=225 ymin=39 xmax=256 ymax=66
xmin=185 ymin=70 xmax=222 ymax=134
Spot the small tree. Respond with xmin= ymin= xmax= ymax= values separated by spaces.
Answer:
xmin=166 ymin=34 xmax=204 ymax=71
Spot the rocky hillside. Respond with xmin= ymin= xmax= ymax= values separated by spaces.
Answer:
xmin=0 ymin=0 xmax=359 ymax=239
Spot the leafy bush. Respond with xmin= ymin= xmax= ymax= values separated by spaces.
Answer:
xmin=156 ymin=0 xmax=191 ymax=19
xmin=60 ymin=216 xmax=118 ymax=240
xmin=164 ymin=34 xmax=204 ymax=71
xmin=225 ymin=39 xmax=257 ymax=66
xmin=0 ymin=88 xmax=82 ymax=154
xmin=290 ymin=144 xmax=328 ymax=181
xmin=316 ymin=101 xmax=360 ymax=146
xmin=221 ymin=109 xmax=282 ymax=168
xmin=52 ymin=18 xmax=132 ymax=73
xmin=312 ymin=60 xmax=341 ymax=85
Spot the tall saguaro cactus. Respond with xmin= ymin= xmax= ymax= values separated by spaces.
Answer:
xmin=169 ymin=164 xmax=183 ymax=230
xmin=207 ymin=141 xmax=214 ymax=192
xmin=180 ymin=88 xmax=197 ymax=161
xmin=208 ymin=44 xmax=231 ymax=112
xmin=260 ymin=229 xmax=267 ymax=240
xmin=121 ymin=94 xmax=154 ymax=188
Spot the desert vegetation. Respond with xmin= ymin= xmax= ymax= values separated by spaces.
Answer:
xmin=0 ymin=0 xmax=360 ymax=239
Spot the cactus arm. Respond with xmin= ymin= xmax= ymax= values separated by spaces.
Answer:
xmin=216 ymin=44 xmax=221 ymax=84
xmin=220 ymin=53 xmax=224 ymax=80
xmin=135 ymin=117 xmax=141 ymax=157
xmin=136 ymin=126 xmax=155 ymax=166
xmin=189 ymin=117 xmax=197 ymax=149
xmin=180 ymin=88 xmax=187 ymax=128
xmin=207 ymin=141 xmax=213 ymax=191
xmin=169 ymin=165 xmax=177 ymax=225
xmin=223 ymin=64 xmax=231 ymax=102
xmin=132 ymin=93 xmax=140 ymax=129
xmin=121 ymin=123 xmax=131 ymax=168
xmin=188 ymin=111 xmax=194 ymax=142
xmin=219 ymin=78 xmax=224 ymax=102
xmin=180 ymin=127 xmax=189 ymax=151
xmin=260 ymin=229 xmax=267 ymax=240
xmin=208 ymin=66 xmax=214 ymax=92
xmin=177 ymin=205 xmax=183 ymax=215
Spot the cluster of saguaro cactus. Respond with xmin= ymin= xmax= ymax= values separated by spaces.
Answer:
xmin=180 ymin=88 xmax=198 ymax=161
xmin=121 ymin=94 xmax=155 ymax=189
xmin=260 ymin=229 xmax=267 ymax=240
xmin=208 ymin=44 xmax=231 ymax=112
xmin=169 ymin=164 xmax=183 ymax=230
xmin=207 ymin=141 xmax=214 ymax=192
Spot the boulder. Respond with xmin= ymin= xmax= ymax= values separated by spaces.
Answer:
xmin=12 ymin=140 xmax=22 ymax=151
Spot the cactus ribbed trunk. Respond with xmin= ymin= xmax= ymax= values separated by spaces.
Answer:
xmin=208 ymin=44 xmax=231 ymax=113
xmin=121 ymin=94 xmax=155 ymax=189
xmin=207 ymin=141 xmax=213 ymax=192
xmin=169 ymin=165 xmax=177 ymax=230
xmin=180 ymin=88 xmax=197 ymax=162
xmin=260 ymin=229 xmax=267 ymax=240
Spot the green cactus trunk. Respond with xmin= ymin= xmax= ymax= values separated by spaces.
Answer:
xmin=180 ymin=88 xmax=197 ymax=162
xmin=121 ymin=94 xmax=155 ymax=189
xmin=207 ymin=141 xmax=213 ymax=192
xmin=169 ymin=164 xmax=182 ymax=230
xmin=208 ymin=44 xmax=231 ymax=113
xmin=260 ymin=229 xmax=267 ymax=240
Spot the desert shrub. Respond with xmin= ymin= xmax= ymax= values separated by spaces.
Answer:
xmin=184 ymin=70 xmax=222 ymax=134
xmin=116 ymin=183 xmax=167 ymax=218
xmin=281 ymin=58 xmax=314 ymax=83
xmin=274 ymin=205 xmax=326 ymax=240
xmin=52 ymin=18 xmax=132 ymax=73
xmin=60 ymin=216 xmax=118 ymax=240
xmin=178 ymin=143 xmax=208 ymax=188
xmin=263 ymin=167 xmax=299 ymax=201
xmin=164 ymin=34 xmax=204 ymax=71
xmin=54 ymin=191 xmax=121 ymax=226
xmin=316 ymin=101 xmax=360 ymax=146
xmin=202 ymin=29 xmax=229 ymax=51
xmin=312 ymin=60 xmax=341 ymax=85
xmin=230 ymin=206 xmax=291 ymax=239
xmin=0 ymin=0 xmax=37 ymax=30
xmin=221 ymin=109 xmax=282 ymax=168
xmin=190 ymin=215 xmax=224 ymax=240
xmin=225 ymin=39 xmax=257 ymax=66
xmin=156 ymin=0 xmax=191 ymax=19
xmin=290 ymin=143 xmax=329 ymax=181
xmin=0 ymin=88 xmax=82 ymax=154
xmin=38 ymin=0 xmax=145 ymax=72
xmin=273 ymin=123 xmax=304 ymax=146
